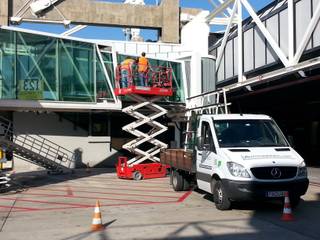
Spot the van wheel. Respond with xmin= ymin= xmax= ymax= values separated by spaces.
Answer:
xmin=172 ymin=169 xmax=184 ymax=191
xmin=182 ymin=175 xmax=191 ymax=191
xmin=183 ymin=178 xmax=190 ymax=191
xmin=213 ymin=180 xmax=231 ymax=210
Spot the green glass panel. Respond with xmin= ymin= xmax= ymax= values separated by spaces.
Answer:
xmin=16 ymin=32 xmax=58 ymax=100
xmin=96 ymin=52 xmax=113 ymax=100
xmin=59 ymin=40 xmax=95 ymax=102
xmin=0 ymin=29 xmax=16 ymax=99
xmin=102 ymin=52 xmax=115 ymax=87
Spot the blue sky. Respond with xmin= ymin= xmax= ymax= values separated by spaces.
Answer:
xmin=18 ymin=0 xmax=274 ymax=41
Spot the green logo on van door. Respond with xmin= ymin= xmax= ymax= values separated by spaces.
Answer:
xmin=218 ymin=161 xmax=222 ymax=167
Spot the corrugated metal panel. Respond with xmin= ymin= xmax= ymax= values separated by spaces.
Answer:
xmin=296 ymin=0 xmax=312 ymax=51
xmin=201 ymin=58 xmax=216 ymax=92
xmin=217 ymin=47 xmax=225 ymax=82
xmin=155 ymin=53 xmax=168 ymax=59
xmin=148 ymin=44 xmax=160 ymax=53
xmin=125 ymin=43 xmax=138 ymax=54
xmin=185 ymin=61 xmax=191 ymax=97
xmin=244 ymin=29 xmax=254 ymax=72
xmin=279 ymin=8 xmax=289 ymax=57
xmin=254 ymin=26 xmax=266 ymax=69
xmin=137 ymin=44 xmax=149 ymax=55
xmin=173 ymin=46 xmax=181 ymax=52
xmin=114 ymin=42 xmax=125 ymax=53
xmin=233 ymin=37 xmax=238 ymax=76
xmin=312 ymin=0 xmax=320 ymax=47
xmin=159 ymin=45 xmax=172 ymax=53
xmin=225 ymin=40 xmax=233 ymax=78
xmin=266 ymin=15 xmax=278 ymax=64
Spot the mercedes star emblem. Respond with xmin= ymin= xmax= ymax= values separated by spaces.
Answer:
xmin=271 ymin=167 xmax=282 ymax=179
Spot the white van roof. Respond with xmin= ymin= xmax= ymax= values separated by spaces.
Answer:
xmin=210 ymin=114 xmax=272 ymax=120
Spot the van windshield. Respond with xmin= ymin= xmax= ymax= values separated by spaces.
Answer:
xmin=214 ymin=119 xmax=289 ymax=148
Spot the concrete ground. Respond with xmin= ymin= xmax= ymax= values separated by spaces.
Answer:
xmin=0 ymin=168 xmax=319 ymax=240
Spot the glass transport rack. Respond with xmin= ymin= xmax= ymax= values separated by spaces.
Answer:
xmin=114 ymin=64 xmax=173 ymax=180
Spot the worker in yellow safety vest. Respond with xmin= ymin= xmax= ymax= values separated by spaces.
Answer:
xmin=137 ymin=52 xmax=149 ymax=86
xmin=120 ymin=57 xmax=135 ymax=88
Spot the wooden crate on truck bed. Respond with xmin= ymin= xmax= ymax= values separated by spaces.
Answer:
xmin=160 ymin=149 xmax=195 ymax=173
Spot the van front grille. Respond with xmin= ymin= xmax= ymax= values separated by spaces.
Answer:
xmin=251 ymin=167 xmax=297 ymax=180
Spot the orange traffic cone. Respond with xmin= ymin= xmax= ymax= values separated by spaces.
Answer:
xmin=281 ymin=191 xmax=294 ymax=221
xmin=91 ymin=200 xmax=104 ymax=231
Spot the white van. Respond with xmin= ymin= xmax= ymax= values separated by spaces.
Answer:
xmin=161 ymin=114 xmax=309 ymax=210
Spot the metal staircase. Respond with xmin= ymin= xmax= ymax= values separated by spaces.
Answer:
xmin=122 ymin=94 xmax=168 ymax=166
xmin=0 ymin=116 xmax=75 ymax=173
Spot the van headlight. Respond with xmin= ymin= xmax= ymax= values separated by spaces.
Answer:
xmin=227 ymin=162 xmax=251 ymax=178
xmin=297 ymin=166 xmax=308 ymax=177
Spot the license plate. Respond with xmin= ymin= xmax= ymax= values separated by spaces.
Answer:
xmin=266 ymin=191 xmax=285 ymax=198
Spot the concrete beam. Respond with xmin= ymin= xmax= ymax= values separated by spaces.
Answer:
xmin=0 ymin=0 xmax=10 ymax=26
xmin=181 ymin=7 xmax=202 ymax=16
xmin=161 ymin=0 xmax=179 ymax=43
xmin=10 ymin=0 xmax=181 ymax=43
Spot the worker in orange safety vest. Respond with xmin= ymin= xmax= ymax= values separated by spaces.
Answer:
xmin=137 ymin=52 xmax=149 ymax=86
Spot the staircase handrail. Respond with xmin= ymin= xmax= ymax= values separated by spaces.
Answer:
xmin=0 ymin=116 xmax=75 ymax=169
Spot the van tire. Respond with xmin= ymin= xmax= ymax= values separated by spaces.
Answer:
xmin=172 ymin=169 xmax=184 ymax=191
xmin=183 ymin=175 xmax=191 ymax=191
xmin=213 ymin=180 xmax=231 ymax=210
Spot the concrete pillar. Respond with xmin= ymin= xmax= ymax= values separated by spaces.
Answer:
xmin=161 ymin=0 xmax=180 ymax=43
xmin=0 ymin=0 xmax=9 ymax=26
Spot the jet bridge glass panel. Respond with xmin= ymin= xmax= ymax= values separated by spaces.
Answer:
xmin=0 ymin=28 xmax=115 ymax=103
xmin=0 ymin=29 xmax=16 ymax=99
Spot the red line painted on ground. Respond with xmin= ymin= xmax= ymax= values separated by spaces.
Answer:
xmin=177 ymin=190 xmax=193 ymax=202
xmin=0 ymin=197 xmax=92 ymax=208
xmin=34 ymin=185 xmax=174 ymax=193
xmin=0 ymin=204 xmax=40 ymax=211
xmin=31 ymin=187 xmax=178 ymax=199
xmin=0 ymin=209 xmax=25 ymax=213
xmin=21 ymin=192 xmax=158 ymax=204
xmin=66 ymin=179 xmax=171 ymax=188
xmin=0 ymin=199 xmax=188 ymax=213
xmin=56 ymin=181 xmax=169 ymax=191
xmin=0 ymin=190 xmax=193 ymax=213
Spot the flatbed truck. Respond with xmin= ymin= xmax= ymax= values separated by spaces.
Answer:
xmin=160 ymin=114 xmax=309 ymax=210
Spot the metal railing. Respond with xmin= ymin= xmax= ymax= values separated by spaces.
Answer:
xmin=0 ymin=116 xmax=75 ymax=170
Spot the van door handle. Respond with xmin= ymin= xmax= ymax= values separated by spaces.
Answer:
xmin=198 ymin=153 xmax=202 ymax=156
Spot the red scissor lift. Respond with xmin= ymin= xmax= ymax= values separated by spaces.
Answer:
xmin=115 ymin=64 xmax=173 ymax=180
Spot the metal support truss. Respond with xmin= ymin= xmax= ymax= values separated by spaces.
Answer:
xmin=122 ymin=94 xmax=168 ymax=166
xmin=205 ymin=0 xmax=320 ymax=93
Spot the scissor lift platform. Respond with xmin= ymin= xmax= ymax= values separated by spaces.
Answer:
xmin=115 ymin=64 xmax=173 ymax=180
xmin=115 ymin=86 xmax=173 ymax=96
